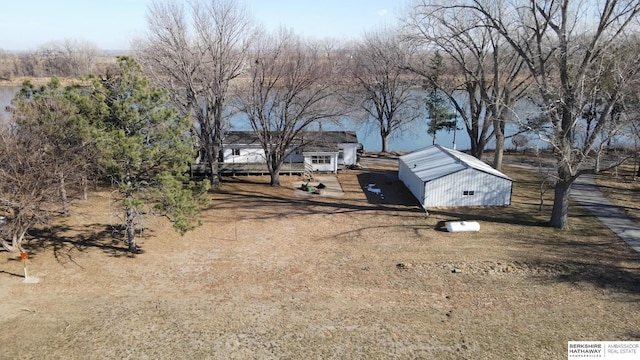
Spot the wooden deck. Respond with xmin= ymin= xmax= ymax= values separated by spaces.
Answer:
xmin=190 ymin=162 xmax=306 ymax=176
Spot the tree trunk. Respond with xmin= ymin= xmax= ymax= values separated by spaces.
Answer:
xmin=469 ymin=138 xmax=485 ymax=159
xmin=204 ymin=140 xmax=219 ymax=187
xmin=381 ymin=133 xmax=389 ymax=153
xmin=549 ymin=179 xmax=572 ymax=229
xmin=58 ymin=171 xmax=68 ymax=214
xmin=208 ymin=161 xmax=219 ymax=187
xmin=550 ymin=133 xmax=576 ymax=229
xmin=270 ymin=171 xmax=281 ymax=187
xmin=81 ymin=174 xmax=88 ymax=200
xmin=126 ymin=201 xmax=137 ymax=253
xmin=125 ymin=165 xmax=137 ymax=253
xmin=1 ymin=225 xmax=28 ymax=253
xmin=1 ymin=234 xmax=19 ymax=253
xmin=0 ymin=239 xmax=15 ymax=253
xmin=269 ymin=155 xmax=282 ymax=187
xmin=210 ymin=138 xmax=221 ymax=187
xmin=493 ymin=130 xmax=505 ymax=171
xmin=210 ymin=112 xmax=223 ymax=186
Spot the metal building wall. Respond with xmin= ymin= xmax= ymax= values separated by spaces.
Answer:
xmin=423 ymin=168 xmax=512 ymax=207
xmin=398 ymin=159 xmax=425 ymax=205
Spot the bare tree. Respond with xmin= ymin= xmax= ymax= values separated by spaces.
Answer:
xmin=626 ymin=79 xmax=640 ymax=178
xmin=0 ymin=114 xmax=68 ymax=253
xmin=8 ymin=78 xmax=101 ymax=214
xmin=0 ymin=49 xmax=13 ymax=80
xmin=236 ymin=29 xmax=343 ymax=186
xmin=137 ymin=0 xmax=254 ymax=185
xmin=37 ymin=39 xmax=102 ymax=77
xmin=404 ymin=0 xmax=531 ymax=167
xmin=350 ymin=29 xmax=421 ymax=153
xmin=2 ymin=47 xmax=112 ymax=79
xmin=466 ymin=0 xmax=640 ymax=228
xmin=14 ymin=52 xmax=42 ymax=77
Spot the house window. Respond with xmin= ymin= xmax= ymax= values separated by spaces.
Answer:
xmin=232 ymin=149 xmax=240 ymax=156
xmin=463 ymin=190 xmax=475 ymax=196
xmin=311 ymin=155 xmax=331 ymax=164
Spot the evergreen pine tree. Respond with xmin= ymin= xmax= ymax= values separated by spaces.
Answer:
xmin=425 ymin=52 xmax=458 ymax=145
xmin=74 ymin=57 xmax=208 ymax=252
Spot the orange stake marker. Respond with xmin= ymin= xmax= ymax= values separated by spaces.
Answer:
xmin=20 ymin=252 xmax=29 ymax=279
xmin=20 ymin=252 xmax=40 ymax=284
xmin=20 ymin=252 xmax=39 ymax=283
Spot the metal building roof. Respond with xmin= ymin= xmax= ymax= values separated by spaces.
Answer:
xmin=399 ymin=145 xmax=512 ymax=182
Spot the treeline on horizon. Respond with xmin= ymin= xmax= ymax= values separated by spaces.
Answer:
xmin=0 ymin=39 xmax=125 ymax=81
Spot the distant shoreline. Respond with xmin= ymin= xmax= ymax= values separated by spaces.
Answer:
xmin=0 ymin=77 xmax=88 ymax=87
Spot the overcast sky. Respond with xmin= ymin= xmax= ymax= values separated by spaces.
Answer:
xmin=0 ymin=0 xmax=406 ymax=51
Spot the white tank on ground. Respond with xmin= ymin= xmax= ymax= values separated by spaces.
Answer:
xmin=446 ymin=221 xmax=480 ymax=232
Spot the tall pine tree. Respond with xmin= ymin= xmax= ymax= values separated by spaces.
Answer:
xmin=425 ymin=52 xmax=457 ymax=146
xmin=75 ymin=57 xmax=208 ymax=252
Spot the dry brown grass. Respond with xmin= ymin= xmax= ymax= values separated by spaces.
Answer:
xmin=1 ymin=158 xmax=639 ymax=359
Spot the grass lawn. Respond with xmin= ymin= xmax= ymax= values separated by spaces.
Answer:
xmin=1 ymin=157 xmax=639 ymax=359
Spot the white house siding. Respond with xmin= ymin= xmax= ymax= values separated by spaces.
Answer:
xmin=220 ymin=131 xmax=358 ymax=172
xmin=423 ymin=169 xmax=512 ymax=207
xmin=223 ymin=147 xmax=306 ymax=164
xmin=304 ymin=152 xmax=338 ymax=173
xmin=338 ymin=143 xmax=358 ymax=166
xmin=222 ymin=147 xmax=265 ymax=163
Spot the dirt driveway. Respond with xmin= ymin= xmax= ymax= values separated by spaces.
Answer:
xmin=1 ymin=161 xmax=639 ymax=359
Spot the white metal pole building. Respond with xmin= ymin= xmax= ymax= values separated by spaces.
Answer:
xmin=398 ymin=145 xmax=513 ymax=209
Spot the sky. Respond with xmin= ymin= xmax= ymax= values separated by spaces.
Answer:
xmin=0 ymin=0 xmax=407 ymax=52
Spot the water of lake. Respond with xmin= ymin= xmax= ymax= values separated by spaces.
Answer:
xmin=0 ymin=86 xmax=20 ymax=125
xmin=0 ymin=86 xmax=532 ymax=153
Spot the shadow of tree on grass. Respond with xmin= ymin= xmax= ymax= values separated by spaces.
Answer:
xmin=518 ymin=225 xmax=640 ymax=299
xmin=23 ymin=223 xmax=144 ymax=263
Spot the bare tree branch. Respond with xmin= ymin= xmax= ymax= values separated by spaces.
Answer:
xmin=236 ymin=29 xmax=344 ymax=186
xmin=136 ymin=0 xmax=255 ymax=185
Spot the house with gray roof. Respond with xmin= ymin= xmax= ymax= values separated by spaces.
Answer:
xmin=220 ymin=131 xmax=359 ymax=174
